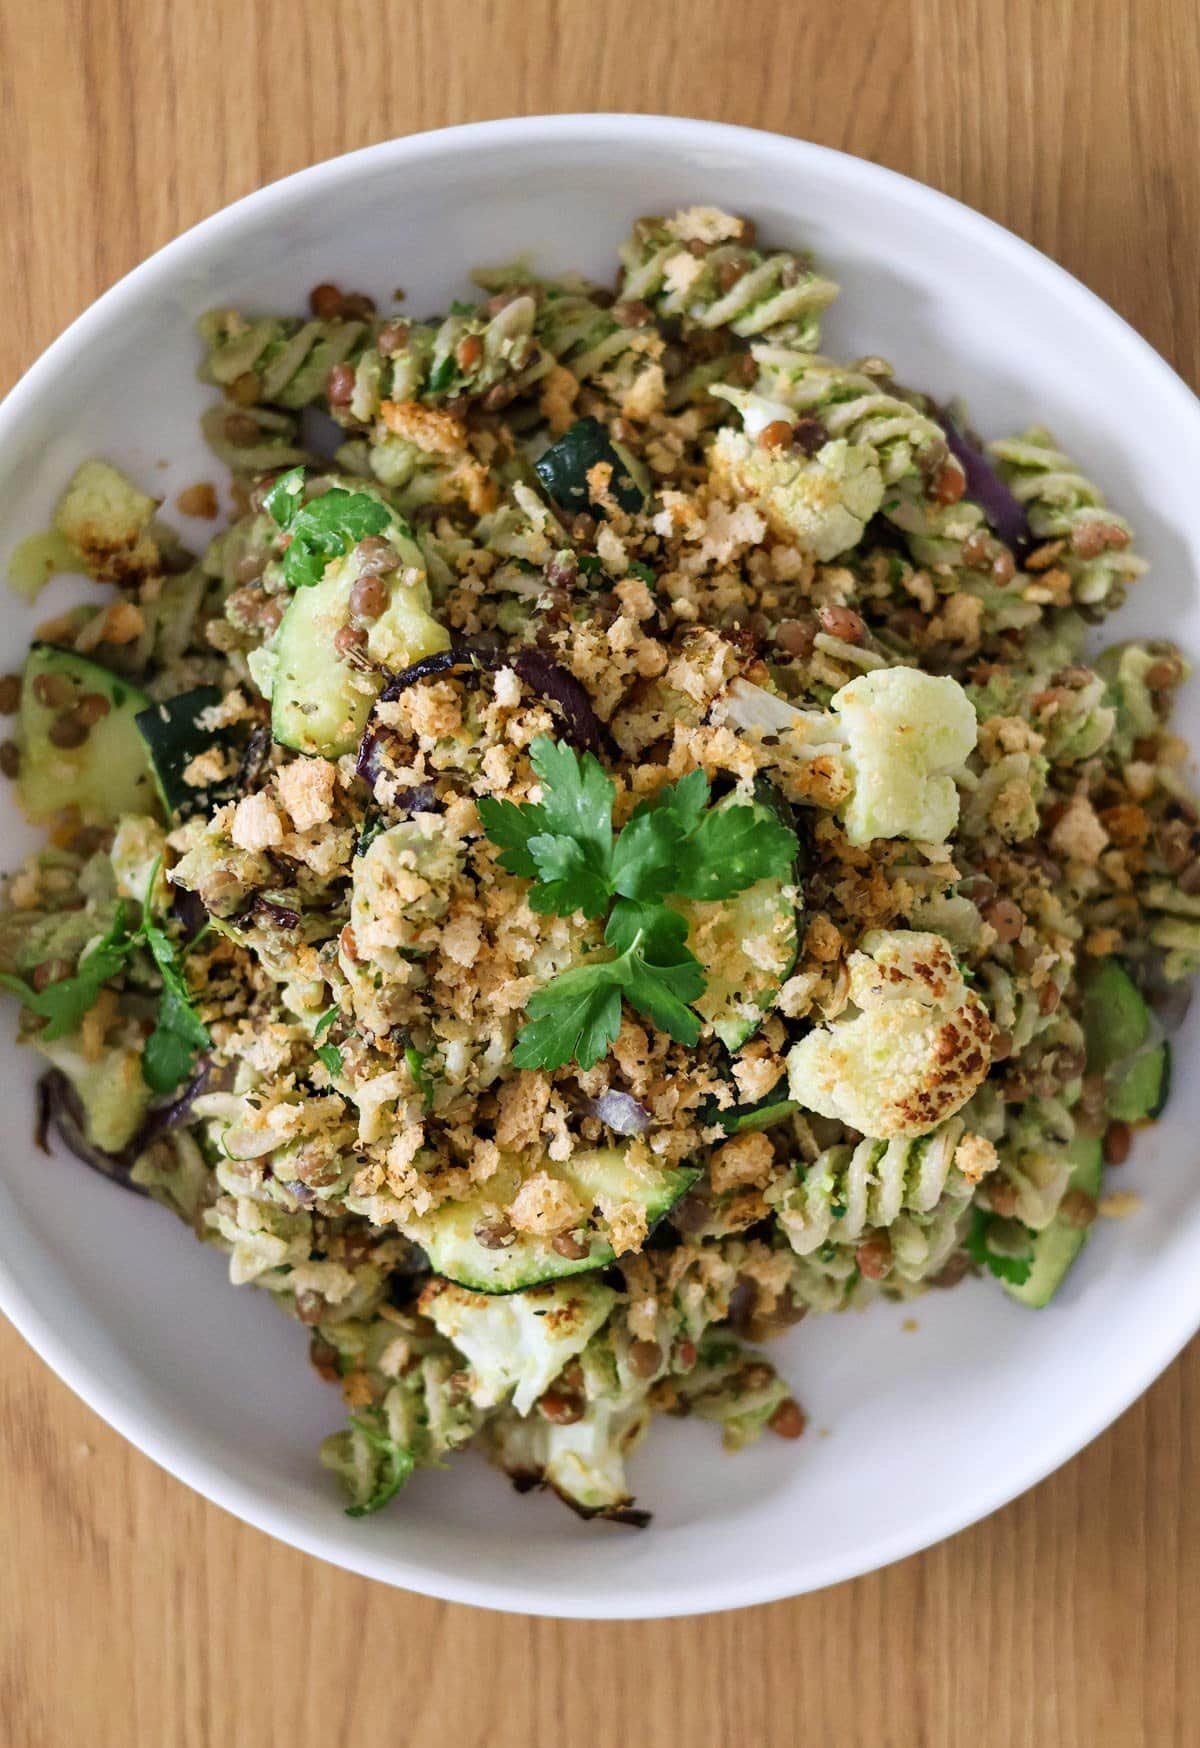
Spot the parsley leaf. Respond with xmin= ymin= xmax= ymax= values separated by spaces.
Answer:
xmin=0 ymin=905 xmax=136 ymax=1043
xmin=512 ymin=965 xmax=623 ymax=1072
xmin=670 ymin=800 xmax=797 ymax=902
xmin=405 ymin=1044 xmax=435 ymax=1112
xmin=263 ymin=465 xmax=392 ymax=589
xmin=0 ymin=870 xmax=209 ymax=1094
xmin=479 ymin=737 xmax=615 ymax=917
xmin=344 ymin=1415 xmax=417 ymax=1517
xmin=964 ymin=1208 xmax=1034 ymax=1287
xmin=315 ymin=1043 xmax=343 ymax=1078
xmin=611 ymin=771 xmax=709 ymax=903
xmin=482 ymin=738 xmax=799 ymax=1070
xmin=628 ymin=560 xmax=657 ymax=587
xmin=314 ymin=1004 xmax=339 ymax=1039
xmin=138 ymin=889 xmax=211 ymax=1096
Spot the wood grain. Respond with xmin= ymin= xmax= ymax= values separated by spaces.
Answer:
xmin=2 ymin=1 xmax=1199 ymax=1742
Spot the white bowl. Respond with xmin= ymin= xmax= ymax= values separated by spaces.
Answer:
xmin=1 ymin=115 xmax=1198 ymax=1620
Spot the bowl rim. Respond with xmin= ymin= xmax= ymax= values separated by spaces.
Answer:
xmin=1 ymin=112 xmax=1199 ymax=1619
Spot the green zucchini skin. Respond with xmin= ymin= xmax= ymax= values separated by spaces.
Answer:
xmin=17 ymin=644 xmax=157 ymax=824
xmin=400 ymin=1147 xmax=700 ymax=1294
xmin=1002 ymin=1136 xmax=1103 ymax=1309
xmin=1081 ymin=960 xmax=1170 ymax=1123
xmin=534 ymin=418 xmax=645 ymax=515
xmin=135 ymin=685 xmax=229 ymax=818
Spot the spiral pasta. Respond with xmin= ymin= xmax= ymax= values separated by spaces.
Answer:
xmin=747 ymin=347 xmax=952 ymax=486
xmin=199 ymin=310 xmax=371 ymax=407
xmin=616 ymin=218 xmax=838 ymax=345
xmin=767 ymin=1116 xmax=992 ymax=1258
xmin=989 ymin=428 xmax=1148 ymax=607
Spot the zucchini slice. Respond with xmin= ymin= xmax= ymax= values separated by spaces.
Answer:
xmin=134 ymin=685 xmax=230 ymax=818
xmin=1002 ymin=1135 xmax=1103 ymax=1309
xmin=17 ymin=644 xmax=157 ymax=824
xmin=262 ymin=539 xmax=448 ymax=757
xmin=402 ymin=1146 xmax=700 ymax=1293
xmin=533 ymin=417 xmax=645 ymax=515
xmin=709 ymin=1092 xmax=799 ymax=1134
xmin=1080 ymin=960 xmax=1170 ymax=1121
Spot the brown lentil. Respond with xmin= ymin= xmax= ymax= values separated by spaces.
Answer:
xmin=355 ymin=536 xmax=401 ymax=576
xmin=309 ymin=282 xmax=344 ymax=320
xmin=627 ymin=1339 xmax=662 ymax=1379
xmin=538 ymin=1388 xmax=585 ymax=1426
xmin=613 ymin=299 xmax=652 ymax=328
xmin=0 ymin=741 xmax=19 ymax=778
xmin=348 ymin=574 xmax=390 ymax=621
xmin=932 ymin=461 xmax=966 ymax=505
xmin=333 ymin=624 xmax=369 ymax=658
xmin=0 ymin=675 xmax=20 ymax=715
xmin=757 ymin=419 xmax=794 ymax=451
xmin=776 ymin=617 xmax=816 ymax=658
xmin=474 ymin=1218 xmax=516 ymax=1250
xmin=551 ymin=1231 xmax=590 ymax=1260
xmin=176 ymin=482 xmax=219 ymax=519
xmin=378 ymin=321 xmax=410 ymax=356
xmin=982 ymin=897 xmax=1024 ymax=943
xmin=855 ymin=1235 xmax=893 ymax=1280
xmin=326 ymin=363 xmax=355 ymax=407
xmin=1103 ymin=1120 xmax=1132 ymax=1166
xmin=768 ymin=1398 xmax=807 ymax=1440
xmin=48 ymin=711 xmax=89 ymax=749
xmin=31 ymin=672 xmax=74 ymax=710
xmin=74 ymin=693 xmax=111 ymax=728
xmin=818 ymin=604 xmax=866 ymax=644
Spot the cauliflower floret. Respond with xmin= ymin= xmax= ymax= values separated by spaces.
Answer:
xmin=786 ymin=929 xmax=992 ymax=1138
xmin=720 ymin=666 xmax=977 ymax=847
xmin=420 ymin=1277 xmax=616 ymax=1416
xmin=832 ymin=667 xmax=977 ymax=845
xmin=710 ymin=427 xmax=883 ymax=562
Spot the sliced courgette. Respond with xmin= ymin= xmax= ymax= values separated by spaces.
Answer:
xmin=709 ymin=1093 xmax=799 ymax=1134
xmin=1081 ymin=960 xmax=1170 ymax=1122
xmin=1108 ymin=1040 xmax=1170 ymax=1123
xmin=1081 ymin=960 xmax=1148 ymax=1075
xmin=134 ymin=685 xmax=229 ymax=818
xmin=533 ymin=417 xmax=645 ymax=515
xmin=402 ymin=1146 xmax=700 ymax=1293
xmin=261 ymin=536 xmax=448 ymax=757
xmin=1002 ymin=1135 xmax=1103 ymax=1309
xmin=17 ymin=644 xmax=157 ymax=824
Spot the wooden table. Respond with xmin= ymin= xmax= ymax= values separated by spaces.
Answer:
xmin=2 ymin=2 xmax=1199 ymax=1741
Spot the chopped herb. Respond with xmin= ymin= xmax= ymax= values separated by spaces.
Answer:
xmin=263 ymin=466 xmax=392 ymax=590
xmin=483 ymin=737 xmax=798 ymax=1069
xmin=427 ymin=354 xmax=457 ymax=396
xmin=315 ymin=1043 xmax=343 ymax=1077
xmin=344 ymin=1415 xmax=417 ymax=1517
xmin=964 ymin=1207 xmax=1034 ymax=1286
xmin=629 ymin=560 xmax=657 ymax=587
xmin=448 ymin=299 xmax=477 ymax=317
xmin=0 ymin=905 xmax=136 ymax=1043
xmin=404 ymin=1044 xmax=436 ymax=1112
xmin=576 ymin=554 xmax=603 ymax=575
xmin=314 ymin=1004 xmax=339 ymax=1039
xmin=0 ymin=862 xmax=210 ymax=1096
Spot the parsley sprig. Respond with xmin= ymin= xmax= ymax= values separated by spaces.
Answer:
xmin=0 ymin=863 xmax=210 ymax=1095
xmin=964 ymin=1207 xmax=1034 ymax=1287
xmin=263 ymin=466 xmax=392 ymax=590
xmin=479 ymin=738 xmax=798 ymax=1070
